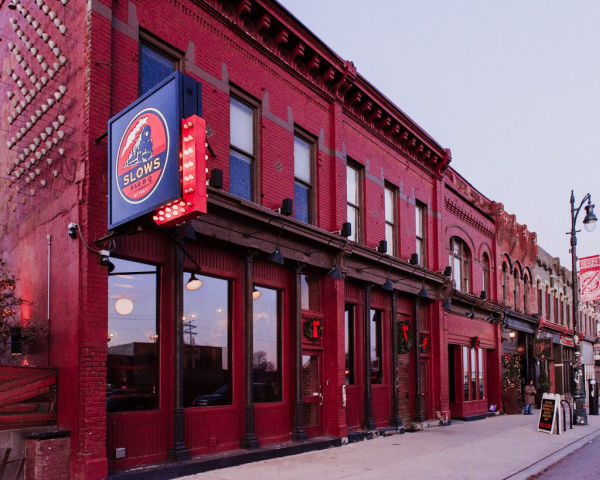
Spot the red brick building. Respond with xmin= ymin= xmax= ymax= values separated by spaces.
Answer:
xmin=0 ymin=0 xmax=529 ymax=478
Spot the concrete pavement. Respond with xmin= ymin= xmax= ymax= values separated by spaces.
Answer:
xmin=178 ymin=414 xmax=600 ymax=480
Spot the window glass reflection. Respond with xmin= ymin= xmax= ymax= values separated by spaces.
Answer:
xmin=370 ymin=309 xmax=382 ymax=384
xmin=107 ymin=258 xmax=158 ymax=412
xmin=183 ymin=274 xmax=231 ymax=407
xmin=140 ymin=43 xmax=176 ymax=95
xmin=253 ymin=287 xmax=281 ymax=402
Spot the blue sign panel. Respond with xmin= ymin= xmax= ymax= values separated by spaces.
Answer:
xmin=108 ymin=71 xmax=202 ymax=229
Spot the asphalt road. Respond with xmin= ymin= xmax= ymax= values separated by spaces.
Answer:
xmin=531 ymin=434 xmax=600 ymax=479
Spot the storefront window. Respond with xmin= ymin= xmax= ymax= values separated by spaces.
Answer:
xmin=478 ymin=348 xmax=484 ymax=398
xmin=107 ymin=259 xmax=158 ymax=412
xmin=344 ymin=304 xmax=355 ymax=385
xmin=470 ymin=347 xmax=477 ymax=401
xmin=183 ymin=274 xmax=231 ymax=407
xmin=370 ymin=309 xmax=383 ymax=384
xmin=300 ymin=274 xmax=320 ymax=311
xmin=463 ymin=346 xmax=469 ymax=401
xmin=253 ymin=287 xmax=281 ymax=402
xmin=461 ymin=345 xmax=485 ymax=402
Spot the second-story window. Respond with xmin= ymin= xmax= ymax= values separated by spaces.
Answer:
xmin=537 ymin=281 xmax=543 ymax=316
xmin=513 ymin=270 xmax=520 ymax=311
xmin=139 ymin=35 xmax=180 ymax=96
xmin=482 ymin=253 xmax=490 ymax=297
xmin=384 ymin=185 xmax=397 ymax=256
xmin=230 ymin=95 xmax=257 ymax=201
xmin=415 ymin=202 xmax=426 ymax=267
xmin=346 ymin=162 xmax=362 ymax=243
xmin=450 ymin=237 xmax=470 ymax=293
xmin=502 ymin=264 xmax=508 ymax=305
xmin=523 ymin=275 xmax=530 ymax=314
xmin=294 ymin=133 xmax=314 ymax=224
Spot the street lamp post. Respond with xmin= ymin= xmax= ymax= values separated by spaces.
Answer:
xmin=569 ymin=190 xmax=597 ymax=426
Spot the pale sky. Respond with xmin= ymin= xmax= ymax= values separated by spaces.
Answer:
xmin=279 ymin=0 xmax=600 ymax=266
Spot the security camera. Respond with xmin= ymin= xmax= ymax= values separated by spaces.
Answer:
xmin=68 ymin=222 xmax=78 ymax=239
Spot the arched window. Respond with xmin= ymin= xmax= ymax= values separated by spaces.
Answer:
xmin=513 ymin=270 xmax=520 ymax=311
xmin=523 ymin=275 xmax=530 ymax=315
xmin=482 ymin=253 xmax=490 ymax=297
xmin=449 ymin=237 xmax=471 ymax=293
xmin=502 ymin=263 xmax=508 ymax=305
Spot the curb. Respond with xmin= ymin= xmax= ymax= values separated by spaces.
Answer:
xmin=503 ymin=427 xmax=600 ymax=480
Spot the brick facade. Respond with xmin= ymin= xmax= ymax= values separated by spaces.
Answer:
xmin=0 ymin=1 xmax=593 ymax=478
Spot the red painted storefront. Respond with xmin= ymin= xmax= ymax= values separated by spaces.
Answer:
xmin=0 ymin=1 xmax=509 ymax=478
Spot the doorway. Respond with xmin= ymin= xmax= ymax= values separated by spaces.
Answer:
xmin=301 ymin=351 xmax=323 ymax=437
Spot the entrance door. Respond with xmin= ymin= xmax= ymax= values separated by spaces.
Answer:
xmin=302 ymin=352 xmax=323 ymax=437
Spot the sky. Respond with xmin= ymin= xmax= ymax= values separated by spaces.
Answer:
xmin=278 ymin=0 xmax=600 ymax=266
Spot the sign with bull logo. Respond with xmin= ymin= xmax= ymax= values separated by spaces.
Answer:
xmin=108 ymin=72 xmax=202 ymax=229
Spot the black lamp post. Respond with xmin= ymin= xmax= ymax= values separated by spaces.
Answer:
xmin=569 ymin=190 xmax=597 ymax=425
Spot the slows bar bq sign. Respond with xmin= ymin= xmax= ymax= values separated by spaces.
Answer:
xmin=108 ymin=71 xmax=206 ymax=229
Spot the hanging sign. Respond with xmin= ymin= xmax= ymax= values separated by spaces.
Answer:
xmin=108 ymin=72 xmax=202 ymax=229
xmin=533 ymin=338 xmax=553 ymax=360
xmin=538 ymin=392 xmax=561 ymax=434
xmin=579 ymin=255 xmax=600 ymax=302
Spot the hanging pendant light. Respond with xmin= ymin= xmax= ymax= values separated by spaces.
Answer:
xmin=185 ymin=273 xmax=203 ymax=291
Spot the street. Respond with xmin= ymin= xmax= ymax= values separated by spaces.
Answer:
xmin=532 ymin=434 xmax=600 ymax=479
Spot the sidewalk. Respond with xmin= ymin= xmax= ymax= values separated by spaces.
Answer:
xmin=177 ymin=414 xmax=600 ymax=480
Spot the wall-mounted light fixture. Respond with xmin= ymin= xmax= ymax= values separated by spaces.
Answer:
xmin=443 ymin=266 xmax=452 ymax=277
xmin=479 ymin=291 xmax=487 ymax=300
xmin=508 ymin=330 xmax=516 ymax=340
xmin=409 ymin=253 xmax=419 ymax=265
xmin=327 ymin=263 xmax=342 ymax=280
xmin=209 ymin=168 xmax=223 ymax=189
xmin=377 ymin=240 xmax=387 ymax=254
xmin=98 ymin=250 xmax=115 ymax=273
xmin=465 ymin=310 xmax=475 ymax=319
xmin=267 ymin=246 xmax=284 ymax=265
xmin=278 ymin=198 xmax=293 ymax=216
xmin=331 ymin=222 xmax=352 ymax=238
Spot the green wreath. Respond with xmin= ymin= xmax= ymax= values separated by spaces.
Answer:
xmin=303 ymin=319 xmax=323 ymax=340
xmin=398 ymin=320 xmax=413 ymax=354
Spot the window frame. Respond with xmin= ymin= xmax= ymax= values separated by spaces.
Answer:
xmin=182 ymin=272 xmax=233 ymax=408
xmin=513 ymin=270 xmax=520 ymax=311
xmin=293 ymin=128 xmax=317 ymax=224
xmin=229 ymin=88 xmax=260 ymax=202
xmin=107 ymin=258 xmax=160 ymax=413
xmin=415 ymin=201 xmax=427 ymax=267
xmin=344 ymin=304 xmax=356 ymax=385
xmin=482 ymin=253 xmax=490 ymax=297
xmin=346 ymin=161 xmax=363 ymax=243
xmin=384 ymin=183 xmax=397 ymax=256
xmin=252 ymin=286 xmax=282 ymax=403
xmin=462 ymin=345 xmax=485 ymax=402
xmin=370 ymin=309 xmax=383 ymax=385
xmin=449 ymin=237 xmax=471 ymax=293
xmin=138 ymin=31 xmax=182 ymax=96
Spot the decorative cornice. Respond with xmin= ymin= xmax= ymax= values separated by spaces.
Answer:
xmin=445 ymin=198 xmax=494 ymax=239
xmin=201 ymin=0 xmax=450 ymax=177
